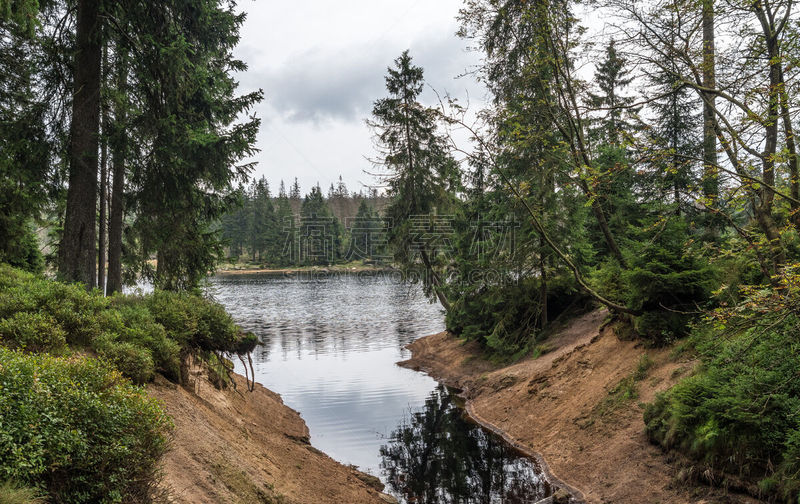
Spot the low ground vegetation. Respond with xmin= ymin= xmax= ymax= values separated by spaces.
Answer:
xmin=0 ymin=264 xmax=257 ymax=503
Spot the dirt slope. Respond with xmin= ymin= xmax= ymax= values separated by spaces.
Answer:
xmin=148 ymin=365 xmax=395 ymax=504
xmin=401 ymin=309 xmax=760 ymax=504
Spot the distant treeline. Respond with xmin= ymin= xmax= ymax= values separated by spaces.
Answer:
xmin=220 ymin=176 xmax=390 ymax=266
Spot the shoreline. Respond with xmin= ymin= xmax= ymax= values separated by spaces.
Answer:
xmin=399 ymin=310 xmax=761 ymax=504
xmin=148 ymin=364 xmax=397 ymax=503
xmin=215 ymin=265 xmax=396 ymax=276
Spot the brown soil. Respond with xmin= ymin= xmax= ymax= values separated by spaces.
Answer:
xmin=401 ymin=309 xmax=761 ymax=504
xmin=148 ymin=363 xmax=396 ymax=504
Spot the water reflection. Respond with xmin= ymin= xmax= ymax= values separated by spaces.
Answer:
xmin=381 ymin=385 xmax=550 ymax=504
xmin=209 ymin=273 xmax=446 ymax=474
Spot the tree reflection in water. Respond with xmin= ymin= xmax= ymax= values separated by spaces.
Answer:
xmin=380 ymin=385 xmax=551 ymax=503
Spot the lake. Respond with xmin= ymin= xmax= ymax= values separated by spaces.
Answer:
xmin=210 ymin=272 xmax=551 ymax=503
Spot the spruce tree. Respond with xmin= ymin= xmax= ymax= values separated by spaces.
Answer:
xmin=369 ymin=50 xmax=460 ymax=311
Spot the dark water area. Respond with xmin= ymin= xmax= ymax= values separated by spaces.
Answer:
xmin=382 ymin=385 xmax=551 ymax=503
xmin=209 ymin=272 xmax=551 ymax=503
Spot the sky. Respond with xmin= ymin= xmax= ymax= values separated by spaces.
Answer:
xmin=233 ymin=0 xmax=487 ymax=196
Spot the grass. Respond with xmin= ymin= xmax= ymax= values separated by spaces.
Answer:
xmin=593 ymin=353 xmax=653 ymax=418
xmin=209 ymin=458 xmax=286 ymax=504
xmin=0 ymin=482 xmax=46 ymax=504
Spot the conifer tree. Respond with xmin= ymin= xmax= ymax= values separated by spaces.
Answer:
xmin=369 ymin=50 xmax=460 ymax=311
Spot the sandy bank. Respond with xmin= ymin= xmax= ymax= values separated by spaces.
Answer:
xmin=400 ymin=310 xmax=761 ymax=504
xmin=148 ymin=366 xmax=396 ymax=504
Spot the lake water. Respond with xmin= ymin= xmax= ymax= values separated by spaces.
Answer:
xmin=210 ymin=272 xmax=551 ymax=502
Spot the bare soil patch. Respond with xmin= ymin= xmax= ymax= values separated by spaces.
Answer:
xmin=401 ymin=309 xmax=761 ymax=504
xmin=149 ymin=366 xmax=395 ymax=504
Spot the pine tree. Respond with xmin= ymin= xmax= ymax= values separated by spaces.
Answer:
xmin=58 ymin=0 xmax=102 ymax=288
xmin=588 ymin=39 xmax=637 ymax=146
xmin=0 ymin=12 xmax=49 ymax=272
xmin=299 ymin=185 xmax=342 ymax=265
xmin=124 ymin=0 xmax=263 ymax=290
xmin=647 ymin=56 xmax=701 ymax=216
xmin=369 ymin=50 xmax=460 ymax=311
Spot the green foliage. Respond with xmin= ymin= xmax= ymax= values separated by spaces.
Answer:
xmin=0 ymin=312 xmax=66 ymax=354
xmin=91 ymin=333 xmax=155 ymax=385
xmin=144 ymin=290 xmax=242 ymax=354
xmin=446 ymin=276 xmax=584 ymax=358
xmin=0 ymin=264 xmax=250 ymax=384
xmin=369 ymin=50 xmax=460 ymax=303
xmin=623 ymin=218 xmax=717 ymax=344
xmin=0 ymin=348 xmax=171 ymax=503
xmin=645 ymin=274 xmax=800 ymax=501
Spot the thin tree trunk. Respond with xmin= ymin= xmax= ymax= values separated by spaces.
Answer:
xmin=702 ymin=0 xmax=718 ymax=205
xmin=106 ymin=48 xmax=128 ymax=295
xmin=98 ymin=130 xmax=107 ymax=292
xmin=778 ymin=66 xmax=800 ymax=226
xmin=419 ymin=248 xmax=451 ymax=313
xmin=98 ymin=44 xmax=109 ymax=293
xmin=752 ymin=3 xmax=786 ymax=266
xmin=59 ymin=0 xmax=102 ymax=289
xmin=540 ymin=237 xmax=548 ymax=328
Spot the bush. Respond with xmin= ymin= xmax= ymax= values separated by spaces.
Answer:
xmin=145 ymin=291 xmax=241 ymax=353
xmin=0 ymin=265 xmax=250 ymax=384
xmin=92 ymin=334 xmax=156 ymax=385
xmin=0 ymin=348 xmax=171 ymax=503
xmin=644 ymin=275 xmax=800 ymax=501
xmin=0 ymin=312 xmax=67 ymax=353
xmin=446 ymin=275 xmax=586 ymax=358
xmin=623 ymin=218 xmax=717 ymax=344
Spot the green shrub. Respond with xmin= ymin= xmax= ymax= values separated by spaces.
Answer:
xmin=644 ymin=316 xmax=800 ymax=501
xmin=446 ymin=275 xmax=586 ymax=358
xmin=92 ymin=334 xmax=156 ymax=385
xmin=0 ymin=348 xmax=171 ymax=503
xmin=0 ymin=312 xmax=67 ymax=353
xmin=0 ymin=223 xmax=44 ymax=275
xmin=623 ymin=218 xmax=717 ymax=345
xmin=0 ymin=266 xmax=250 ymax=384
xmin=145 ymin=291 xmax=241 ymax=353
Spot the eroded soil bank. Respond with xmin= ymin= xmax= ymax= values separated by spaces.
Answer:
xmin=148 ymin=368 xmax=396 ymax=504
xmin=400 ymin=309 xmax=761 ymax=504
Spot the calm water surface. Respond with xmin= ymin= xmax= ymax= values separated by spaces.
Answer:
xmin=210 ymin=272 xmax=550 ymax=502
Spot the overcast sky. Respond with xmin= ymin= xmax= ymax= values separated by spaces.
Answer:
xmin=233 ymin=0 xmax=486 ymax=196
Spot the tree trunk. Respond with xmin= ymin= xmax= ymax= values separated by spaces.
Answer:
xmin=752 ymin=3 xmax=786 ymax=266
xmin=98 ymin=127 xmax=107 ymax=293
xmin=779 ymin=66 xmax=799 ymax=227
xmin=106 ymin=48 xmax=128 ymax=295
xmin=419 ymin=248 xmax=451 ymax=313
xmin=702 ymin=0 xmax=718 ymax=204
xmin=59 ymin=0 xmax=102 ymax=289
xmin=98 ymin=44 xmax=109 ymax=293
xmin=540 ymin=237 xmax=548 ymax=328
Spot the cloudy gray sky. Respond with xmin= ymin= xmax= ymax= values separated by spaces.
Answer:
xmin=233 ymin=0 xmax=486 ymax=195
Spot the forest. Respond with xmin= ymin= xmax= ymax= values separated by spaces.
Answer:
xmin=1 ymin=0 xmax=800 ymax=502
xmin=218 ymin=176 xmax=390 ymax=266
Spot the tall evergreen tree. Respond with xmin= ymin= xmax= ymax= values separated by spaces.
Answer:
xmin=58 ymin=0 xmax=102 ymax=288
xmin=588 ymin=39 xmax=637 ymax=146
xmin=369 ymin=50 xmax=460 ymax=311
xmin=124 ymin=0 xmax=262 ymax=290
xmin=0 ymin=10 xmax=49 ymax=272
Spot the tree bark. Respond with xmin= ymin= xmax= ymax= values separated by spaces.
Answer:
xmin=701 ymin=0 xmax=718 ymax=204
xmin=59 ymin=0 xmax=102 ymax=289
xmin=752 ymin=2 xmax=787 ymax=266
xmin=98 ymin=44 xmax=109 ymax=293
xmin=106 ymin=48 xmax=128 ymax=295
